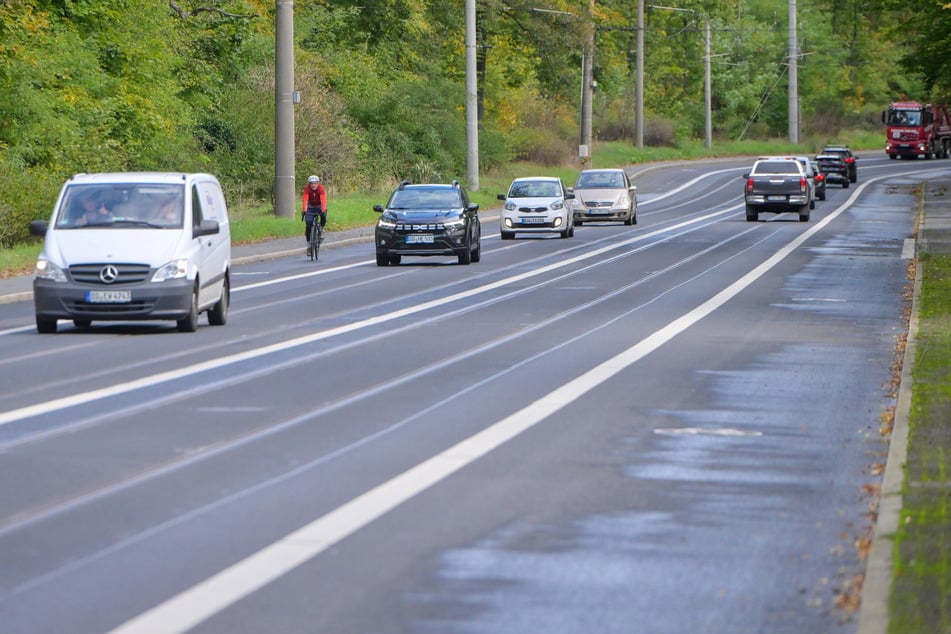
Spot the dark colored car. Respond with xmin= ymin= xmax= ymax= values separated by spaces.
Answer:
xmin=815 ymin=154 xmax=851 ymax=188
xmin=821 ymin=145 xmax=857 ymax=182
xmin=373 ymin=180 xmax=481 ymax=266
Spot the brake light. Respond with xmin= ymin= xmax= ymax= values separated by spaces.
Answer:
xmin=800 ymin=178 xmax=807 ymax=193
xmin=845 ymin=157 xmax=854 ymax=163
xmin=816 ymin=173 xmax=825 ymax=182
xmin=746 ymin=178 xmax=754 ymax=193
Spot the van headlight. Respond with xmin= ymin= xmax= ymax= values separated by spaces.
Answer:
xmin=152 ymin=259 xmax=190 ymax=282
xmin=35 ymin=259 xmax=67 ymax=282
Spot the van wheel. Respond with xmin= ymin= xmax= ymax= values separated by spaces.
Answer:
xmin=36 ymin=316 xmax=57 ymax=334
xmin=177 ymin=285 xmax=199 ymax=332
xmin=208 ymin=275 xmax=229 ymax=326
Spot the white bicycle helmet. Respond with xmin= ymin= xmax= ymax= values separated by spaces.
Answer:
xmin=308 ymin=175 xmax=321 ymax=183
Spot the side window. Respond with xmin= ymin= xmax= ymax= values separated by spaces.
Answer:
xmin=191 ymin=185 xmax=204 ymax=229
xmin=195 ymin=181 xmax=223 ymax=220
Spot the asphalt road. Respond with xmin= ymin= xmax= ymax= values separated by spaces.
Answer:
xmin=1 ymin=156 xmax=948 ymax=633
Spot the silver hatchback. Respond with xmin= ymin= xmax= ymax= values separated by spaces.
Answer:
xmin=570 ymin=168 xmax=638 ymax=226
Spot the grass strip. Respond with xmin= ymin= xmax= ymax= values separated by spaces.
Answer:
xmin=890 ymin=252 xmax=951 ymax=633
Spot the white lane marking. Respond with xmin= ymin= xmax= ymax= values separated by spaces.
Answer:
xmin=0 ymin=208 xmax=735 ymax=428
xmin=110 ymin=171 xmax=899 ymax=634
xmin=654 ymin=427 xmax=764 ymax=437
xmin=903 ymin=238 xmax=916 ymax=259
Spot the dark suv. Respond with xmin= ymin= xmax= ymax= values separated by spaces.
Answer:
xmin=815 ymin=154 xmax=850 ymax=188
xmin=821 ymin=145 xmax=857 ymax=182
xmin=373 ymin=180 xmax=481 ymax=266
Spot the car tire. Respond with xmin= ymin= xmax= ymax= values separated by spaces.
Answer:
xmin=799 ymin=209 xmax=810 ymax=222
xmin=376 ymin=252 xmax=389 ymax=266
xmin=471 ymin=240 xmax=481 ymax=263
xmin=575 ymin=220 xmax=584 ymax=227
xmin=745 ymin=205 xmax=758 ymax=222
xmin=73 ymin=318 xmax=91 ymax=328
xmin=36 ymin=316 xmax=57 ymax=334
xmin=458 ymin=244 xmax=472 ymax=265
xmin=208 ymin=275 xmax=229 ymax=326
xmin=560 ymin=225 xmax=570 ymax=238
xmin=810 ymin=198 xmax=815 ymax=210
xmin=843 ymin=180 xmax=850 ymax=189
xmin=389 ymin=255 xmax=401 ymax=266
xmin=500 ymin=231 xmax=515 ymax=240
xmin=176 ymin=285 xmax=199 ymax=333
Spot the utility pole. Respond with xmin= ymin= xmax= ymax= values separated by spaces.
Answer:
xmin=635 ymin=0 xmax=644 ymax=148
xmin=274 ymin=0 xmax=296 ymax=219
xmin=465 ymin=0 xmax=479 ymax=190
xmin=788 ymin=0 xmax=799 ymax=144
xmin=704 ymin=20 xmax=711 ymax=149
xmin=579 ymin=0 xmax=595 ymax=164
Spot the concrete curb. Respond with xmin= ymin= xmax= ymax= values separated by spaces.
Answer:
xmin=856 ymin=252 xmax=917 ymax=634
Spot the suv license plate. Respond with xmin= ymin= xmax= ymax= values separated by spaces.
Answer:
xmin=87 ymin=290 xmax=132 ymax=303
xmin=405 ymin=234 xmax=435 ymax=244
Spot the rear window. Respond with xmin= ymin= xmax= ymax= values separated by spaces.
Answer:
xmin=752 ymin=161 xmax=801 ymax=175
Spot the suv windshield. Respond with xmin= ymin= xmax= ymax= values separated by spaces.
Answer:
xmin=389 ymin=187 xmax=462 ymax=210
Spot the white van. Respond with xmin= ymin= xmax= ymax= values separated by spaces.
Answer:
xmin=29 ymin=172 xmax=231 ymax=333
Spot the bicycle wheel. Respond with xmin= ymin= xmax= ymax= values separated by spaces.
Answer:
xmin=310 ymin=224 xmax=322 ymax=261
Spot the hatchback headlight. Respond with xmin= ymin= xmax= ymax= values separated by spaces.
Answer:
xmin=152 ymin=259 xmax=189 ymax=282
xmin=35 ymin=259 xmax=67 ymax=283
xmin=550 ymin=200 xmax=565 ymax=211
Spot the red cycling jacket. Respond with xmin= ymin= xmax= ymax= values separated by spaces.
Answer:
xmin=301 ymin=183 xmax=327 ymax=213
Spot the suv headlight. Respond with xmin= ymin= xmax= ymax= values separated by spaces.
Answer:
xmin=377 ymin=217 xmax=397 ymax=229
xmin=152 ymin=259 xmax=189 ymax=282
xmin=444 ymin=217 xmax=467 ymax=231
xmin=35 ymin=259 xmax=67 ymax=282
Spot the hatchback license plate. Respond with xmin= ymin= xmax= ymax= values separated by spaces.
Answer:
xmin=406 ymin=234 xmax=435 ymax=244
xmin=87 ymin=290 xmax=132 ymax=303
xmin=520 ymin=217 xmax=547 ymax=224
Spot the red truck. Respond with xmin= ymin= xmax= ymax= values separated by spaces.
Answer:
xmin=882 ymin=101 xmax=951 ymax=159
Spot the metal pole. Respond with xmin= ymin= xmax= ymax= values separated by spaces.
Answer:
xmin=580 ymin=0 xmax=594 ymax=163
xmin=635 ymin=0 xmax=644 ymax=148
xmin=704 ymin=20 xmax=712 ymax=149
xmin=788 ymin=0 xmax=799 ymax=144
xmin=465 ymin=0 xmax=479 ymax=191
xmin=274 ymin=0 xmax=296 ymax=219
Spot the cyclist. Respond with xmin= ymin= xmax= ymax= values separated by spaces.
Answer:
xmin=301 ymin=175 xmax=327 ymax=256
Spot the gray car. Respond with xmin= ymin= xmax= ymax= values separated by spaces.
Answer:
xmin=570 ymin=168 xmax=638 ymax=226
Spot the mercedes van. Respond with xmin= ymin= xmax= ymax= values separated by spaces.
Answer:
xmin=29 ymin=172 xmax=231 ymax=333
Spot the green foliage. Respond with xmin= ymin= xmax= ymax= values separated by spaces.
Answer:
xmin=0 ymin=0 xmax=945 ymax=248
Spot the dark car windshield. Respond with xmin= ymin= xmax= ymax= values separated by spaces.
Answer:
xmin=56 ymin=183 xmax=185 ymax=228
xmin=389 ymin=187 xmax=462 ymax=210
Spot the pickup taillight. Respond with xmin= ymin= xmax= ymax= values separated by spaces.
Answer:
xmin=746 ymin=178 xmax=754 ymax=193
xmin=800 ymin=177 xmax=807 ymax=193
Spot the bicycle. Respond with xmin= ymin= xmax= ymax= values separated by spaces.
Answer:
xmin=308 ymin=220 xmax=323 ymax=261
xmin=304 ymin=212 xmax=324 ymax=261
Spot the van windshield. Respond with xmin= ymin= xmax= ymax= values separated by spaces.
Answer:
xmin=57 ymin=184 xmax=185 ymax=229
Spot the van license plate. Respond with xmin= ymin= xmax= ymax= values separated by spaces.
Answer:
xmin=87 ymin=290 xmax=132 ymax=303
xmin=406 ymin=234 xmax=434 ymax=244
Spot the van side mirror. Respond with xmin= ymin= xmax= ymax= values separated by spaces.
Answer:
xmin=194 ymin=219 xmax=219 ymax=238
xmin=29 ymin=220 xmax=48 ymax=237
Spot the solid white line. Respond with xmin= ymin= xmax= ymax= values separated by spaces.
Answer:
xmin=0 ymin=208 xmax=732 ymax=428
xmin=110 ymin=172 xmax=891 ymax=634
